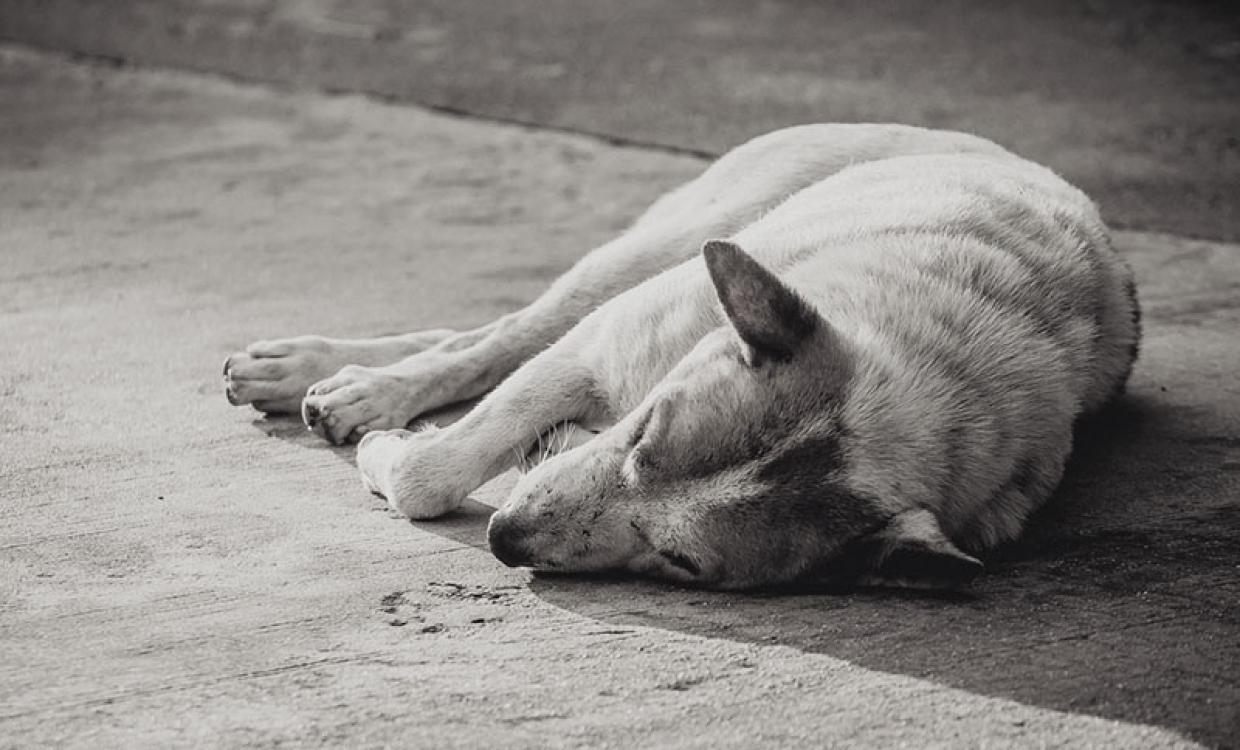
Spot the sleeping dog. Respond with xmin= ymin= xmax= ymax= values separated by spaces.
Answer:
xmin=224 ymin=124 xmax=1140 ymax=589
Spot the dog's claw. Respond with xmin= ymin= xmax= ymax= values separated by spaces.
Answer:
xmin=302 ymin=400 xmax=321 ymax=428
xmin=302 ymin=401 xmax=350 ymax=445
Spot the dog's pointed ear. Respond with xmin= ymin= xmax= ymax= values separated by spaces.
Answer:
xmin=703 ymin=240 xmax=820 ymax=362
xmin=852 ymin=508 xmax=983 ymax=590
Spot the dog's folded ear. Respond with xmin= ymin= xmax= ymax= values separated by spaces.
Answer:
xmin=848 ymin=508 xmax=984 ymax=590
xmin=703 ymin=240 xmax=820 ymax=363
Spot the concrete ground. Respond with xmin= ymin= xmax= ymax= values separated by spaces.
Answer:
xmin=3 ymin=0 xmax=1239 ymax=242
xmin=0 ymin=2 xmax=1238 ymax=748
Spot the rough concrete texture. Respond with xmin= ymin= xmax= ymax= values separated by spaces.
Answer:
xmin=1 ymin=48 xmax=1237 ymax=748
xmin=1 ymin=0 xmax=1239 ymax=242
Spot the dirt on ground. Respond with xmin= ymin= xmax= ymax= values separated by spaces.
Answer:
xmin=0 ymin=14 xmax=1237 ymax=750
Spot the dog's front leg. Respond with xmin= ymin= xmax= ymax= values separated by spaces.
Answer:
xmin=356 ymin=353 xmax=599 ymax=519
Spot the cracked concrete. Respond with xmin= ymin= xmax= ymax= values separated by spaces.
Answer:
xmin=0 ymin=4 xmax=1238 ymax=747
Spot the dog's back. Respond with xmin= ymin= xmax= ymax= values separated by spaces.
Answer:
xmin=762 ymin=152 xmax=1138 ymax=411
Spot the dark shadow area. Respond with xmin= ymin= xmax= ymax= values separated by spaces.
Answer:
xmin=526 ymin=394 xmax=1240 ymax=748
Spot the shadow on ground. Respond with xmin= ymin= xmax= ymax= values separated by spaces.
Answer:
xmin=494 ymin=395 xmax=1239 ymax=747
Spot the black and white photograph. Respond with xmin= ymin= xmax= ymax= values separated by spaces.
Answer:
xmin=1 ymin=1 xmax=1237 ymax=747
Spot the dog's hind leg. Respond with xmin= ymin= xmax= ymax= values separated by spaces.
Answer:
xmin=224 ymin=164 xmax=723 ymax=420
xmin=299 ymin=204 xmax=758 ymax=444
xmin=231 ymin=124 xmax=1004 ymax=421
xmin=226 ymin=176 xmax=708 ymax=423
xmin=223 ymin=329 xmax=460 ymax=414
xmin=294 ymin=125 xmax=1010 ymax=442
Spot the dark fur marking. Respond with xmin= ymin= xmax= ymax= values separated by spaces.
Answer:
xmin=660 ymin=550 xmax=702 ymax=577
xmin=1103 ymin=275 xmax=1142 ymax=402
xmin=628 ymin=518 xmax=651 ymax=548
xmin=1125 ymin=275 xmax=1142 ymax=360
xmin=765 ymin=285 xmax=819 ymax=347
xmin=877 ymin=544 xmax=983 ymax=584
xmin=712 ymin=431 xmax=884 ymax=581
xmin=813 ymin=519 xmax=984 ymax=588
xmin=755 ymin=435 xmax=844 ymax=484
xmin=702 ymin=482 xmax=883 ymax=584
xmin=1009 ymin=455 xmax=1040 ymax=496
xmin=705 ymin=240 xmax=819 ymax=361
xmin=1125 ymin=276 xmax=1141 ymax=325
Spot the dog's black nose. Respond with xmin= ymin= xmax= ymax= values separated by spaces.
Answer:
xmin=487 ymin=514 xmax=533 ymax=568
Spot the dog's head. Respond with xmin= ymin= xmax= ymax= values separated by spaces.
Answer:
xmin=488 ymin=241 xmax=981 ymax=589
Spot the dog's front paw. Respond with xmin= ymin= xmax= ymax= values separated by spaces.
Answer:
xmin=357 ymin=427 xmax=417 ymax=497
xmin=357 ymin=425 xmax=466 ymax=519
xmin=302 ymin=364 xmax=417 ymax=445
